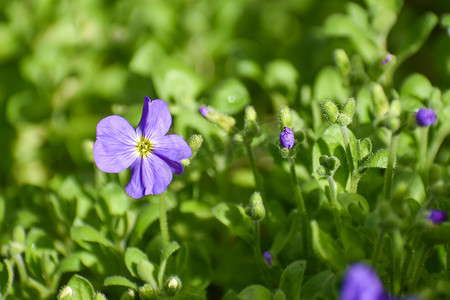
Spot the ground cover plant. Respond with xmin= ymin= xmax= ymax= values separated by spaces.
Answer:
xmin=1 ymin=0 xmax=450 ymax=299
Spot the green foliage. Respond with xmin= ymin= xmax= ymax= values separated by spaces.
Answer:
xmin=0 ymin=0 xmax=449 ymax=298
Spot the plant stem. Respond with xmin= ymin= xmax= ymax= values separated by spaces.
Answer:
xmin=391 ymin=229 xmax=403 ymax=295
xmin=252 ymin=221 xmax=271 ymax=288
xmin=372 ymin=230 xmax=386 ymax=271
xmin=417 ymin=127 xmax=429 ymax=183
xmin=245 ymin=143 xmax=265 ymax=201
xmin=327 ymin=175 xmax=342 ymax=235
xmin=340 ymin=125 xmax=355 ymax=191
xmin=289 ymin=157 xmax=309 ymax=257
xmin=408 ymin=244 xmax=431 ymax=291
xmin=159 ymin=192 xmax=169 ymax=246
xmin=426 ymin=122 xmax=450 ymax=176
xmin=384 ymin=133 xmax=400 ymax=202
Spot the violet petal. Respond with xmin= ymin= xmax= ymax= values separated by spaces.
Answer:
xmin=125 ymin=154 xmax=173 ymax=199
xmin=416 ymin=108 xmax=437 ymax=127
xmin=340 ymin=263 xmax=388 ymax=300
xmin=93 ymin=115 xmax=138 ymax=173
xmin=153 ymin=135 xmax=193 ymax=175
xmin=280 ymin=126 xmax=295 ymax=149
xmin=137 ymin=98 xmax=172 ymax=139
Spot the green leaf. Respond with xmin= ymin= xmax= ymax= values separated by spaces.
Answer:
xmin=100 ymin=182 xmax=130 ymax=216
xmin=129 ymin=202 xmax=160 ymax=245
xmin=0 ymin=259 xmax=14 ymax=296
xmin=359 ymin=149 xmax=390 ymax=170
xmin=70 ymin=225 xmax=115 ymax=249
xmin=210 ymin=78 xmax=250 ymax=115
xmin=338 ymin=193 xmax=370 ymax=224
xmin=237 ymin=285 xmax=272 ymax=300
xmin=137 ymin=260 xmax=157 ymax=286
xmin=104 ymin=276 xmax=138 ymax=290
xmin=396 ymin=12 xmax=438 ymax=64
xmin=270 ymin=210 xmax=299 ymax=255
xmin=311 ymin=220 xmax=346 ymax=270
xmin=313 ymin=67 xmax=350 ymax=103
xmin=400 ymin=73 xmax=433 ymax=100
xmin=67 ymin=275 xmax=95 ymax=300
xmin=125 ymin=247 xmax=149 ymax=278
xmin=94 ymin=292 xmax=108 ymax=300
xmin=301 ymin=270 xmax=336 ymax=300
xmin=279 ymin=260 xmax=306 ymax=300
xmin=212 ymin=203 xmax=253 ymax=244
xmin=340 ymin=225 xmax=365 ymax=261
xmin=161 ymin=241 xmax=180 ymax=263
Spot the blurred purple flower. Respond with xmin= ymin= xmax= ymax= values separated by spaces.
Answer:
xmin=340 ymin=263 xmax=390 ymax=300
xmin=280 ymin=127 xmax=295 ymax=149
xmin=416 ymin=108 xmax=437 ymax=127
xmin=199 ymin=107 xmax=210 ymax=118
xmin=428 ymin=210 xmax=447 ymax=225
xmin=263 ymin=251 xmax=273 ymax=266
xmin=93 ymin=97 xmax=192 ymax=199
xmin=381 ymin=53 xmax=393 ymax=66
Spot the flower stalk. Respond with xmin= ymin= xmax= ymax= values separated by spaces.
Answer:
xmin=159 ymin=192 xmax=169 ymax=246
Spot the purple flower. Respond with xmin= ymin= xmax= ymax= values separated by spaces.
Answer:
xmin=199 ymin=107 xmax=210 ymax=118
xmin=93 ymin=97 xmax=192 ymax=199
xmin=340 ymin=263 xmax=390 ymax=300
xmin=280 ymin=127 xmax=295 ymax=149
xmin=381 ymin=53 xmax=393 ymax=66
xmin=428 ymin=210 xmax=447 ymax=225
xmin=263 ymin=251 xmax=273 ymax=266
xmin=416 ymin=108 xmax=437 ymax=126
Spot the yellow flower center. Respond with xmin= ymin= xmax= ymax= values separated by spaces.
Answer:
xmin=136 ymin=136 xmax=153 ymax=157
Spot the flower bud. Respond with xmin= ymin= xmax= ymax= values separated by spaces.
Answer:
xmin=381 ymin=53 xmax=393 ymax=66
xmin=320 ymin=99 xmax=339 ymax=124
xmin=263 ymin=251 xmax=273 ymax=266
xmin=139 ymin=284 xmax=157 ymax=300
xmin=337 ymin=98 xmax=355 ymax=126
xmin=165 ymin=276 xmax=182 ymax=297
xmin=371 ymin=83 xmax=390 ymax=118
xmin=317 ymin=155 xmax=341 ymax=177
xmin=246 ymin=192 xmax=265 ymax=221
xmin=199 ymin=106 xmax=236 ymax=132
xmin=428 ymin=210 xmax=447 ymax=225
xmin=120 ymin=289 xmax=136 ymax=300
xmin=273 ymin=289 xmax=286 ymax=300
xmin=57 ymin=286 xmax=73 ymax=300
xmin=333 ymin=49 xmax=350 ymax=78
xmin=279 ymin=127 xmax=295 ymax=149
xmin=243 ymin=106 xmax=260 ymax=140
xmin=279 ymin=105 xmax=293 ymax=130
xmin=82 ymin=140 xmax=95 ymax=163
xmin=416 ymin=108 xmax=437 ymax=126
xmin=94 ymin=292 xmax=108 ymax=300
xmin=181 ymin=135 xmax=203 ymax=167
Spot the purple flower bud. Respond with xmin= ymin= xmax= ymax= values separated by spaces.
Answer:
xmin=416 ymin=108 xmax=437 ymax=126
xmin=341 ymin=263 xmax=390 ymax=300
xmin=428 ymin=210 xmax=447 ymax=225
xmin=263 ymin=251 xmax=273 ymax=266
xmin=381 ymin=53 xmax=392 ymax=66
xmin=199 ymin=107 xmax=210 ymax=118
xmin=279 ymin=127 xmax=295 ymax=149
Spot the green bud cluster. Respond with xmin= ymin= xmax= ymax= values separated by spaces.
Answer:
xmin=120 ymin=289 xmax=136 ymax=300
xmin=243 ymin=106 xmax=260 ymax=141
xmin=320 ymin=98 xmax=355 ymax=127
xmin=246 ymin=192 xmax=265 ymax=221
xmin=139 ymin=283 xmax=157 ymax=300
xmin=333 ymin=49 xmax=350 ymax=78
xmin=273 ymin=289 xmax=287 ymax=300
xmin=202 ymin=106 xmax=236 ymax=132
xmin=182 ymin=134 xmax=203 ymax=167
xmin=57 ymin=286 xmax=73 ymax=300
xmin=278 ymin=105 xmax=293 ymax=130
xmin=317 ymin=155 xmax=341 ymax=177
xmin=165 ymin=276 xmax=182 ymax=297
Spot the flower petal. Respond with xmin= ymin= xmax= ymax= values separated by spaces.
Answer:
xmin=136 ymin=98 xmax=172 ymax=139
xmin=125 ymin=154 xmax=173 ymax=199
xmin=93 ymin=115 xmax=139 ymax=173
xmin=152 ymin=134 xmax=193 ymax=175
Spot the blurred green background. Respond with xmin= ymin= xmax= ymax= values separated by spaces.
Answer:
xmin=1 ymin=0 xmax=449 ymax=191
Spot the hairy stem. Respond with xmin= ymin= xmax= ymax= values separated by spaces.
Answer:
xmin=159 ymin=192 xmax=169 ymax=246
xmin=245 ymin=143 xmax=265 ymax=201
xmin=252 ymin=221 xmax=272 ymax=288
xmin=289 ymin=158 xmax=309 ymax=257
xmin=384 ymin=133 xmax=400 ymax=202
xmin=372 ymin=230 xmax=386 ymax=271
xmin=327 ymin=175 xmax=342 ymax=235
xmin=340 ymin=125 xmax=355 ymax=191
